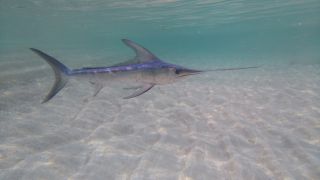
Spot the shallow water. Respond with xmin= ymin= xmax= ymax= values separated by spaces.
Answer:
xmin=1 ymin=0 xmax=320 ymax=180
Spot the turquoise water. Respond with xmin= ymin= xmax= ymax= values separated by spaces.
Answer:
xmin=1 ymin=0 xmax=319 ymax=66
xmin=1 ymin=1 xmax=320 ymax=180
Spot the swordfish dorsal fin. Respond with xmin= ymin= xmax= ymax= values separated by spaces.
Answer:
xmin=122 ymin=39 xmax=159 ymax=63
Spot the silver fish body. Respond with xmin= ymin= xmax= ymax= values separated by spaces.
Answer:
xmin=30 ymin=39 xmax=257 ymax=103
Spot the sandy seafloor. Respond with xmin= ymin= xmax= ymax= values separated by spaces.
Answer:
xmin=0 ymin=54 xmax=319 ymax=180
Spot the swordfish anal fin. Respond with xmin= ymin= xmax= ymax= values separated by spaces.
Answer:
xmin=93 ymin=83 xmax=104 ymax=97
xmin=123 ymin=84 xmax=154 ymax=99
xmin=122 ymin=39 xmax=159 ymax=63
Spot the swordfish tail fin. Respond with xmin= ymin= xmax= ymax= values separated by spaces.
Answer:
xmin=30 ymin=48 xmax=71 ymax=103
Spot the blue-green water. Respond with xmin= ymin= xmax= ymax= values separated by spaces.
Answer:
xmin=1 ymin=1 xmax=320 ymax=180
xmin=1 ymin=0 xmax=319 ymax=66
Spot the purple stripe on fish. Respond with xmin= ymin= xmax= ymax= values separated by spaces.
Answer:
xmin=70 ymin=61 xmax=173 ymax=75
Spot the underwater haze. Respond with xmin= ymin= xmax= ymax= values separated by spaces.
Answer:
xmin=1 ymin=0 xmax=320 ymax=180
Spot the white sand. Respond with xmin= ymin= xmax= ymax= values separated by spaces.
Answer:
xmin=0 ymin=56 xmax=319 ymax=179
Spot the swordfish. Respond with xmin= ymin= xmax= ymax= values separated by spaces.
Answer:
xmin=30 ymin=39 xmax=257 ymax=103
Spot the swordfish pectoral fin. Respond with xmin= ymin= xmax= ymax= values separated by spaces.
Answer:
xmin=123 ymin=85 xmax=143 ymax=90
xmin=123 ymin=84 xmax=154 ymax=99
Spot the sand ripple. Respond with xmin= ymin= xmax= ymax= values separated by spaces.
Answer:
xmin=0 ymin=64 xmax=319 ymax=179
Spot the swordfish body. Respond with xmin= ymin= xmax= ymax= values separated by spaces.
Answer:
xmin=30 ymin=39 xmax=257 ymax=103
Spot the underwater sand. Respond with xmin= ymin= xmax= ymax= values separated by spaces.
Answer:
xmin=0 ymin=54 xmax=319 ymax=180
